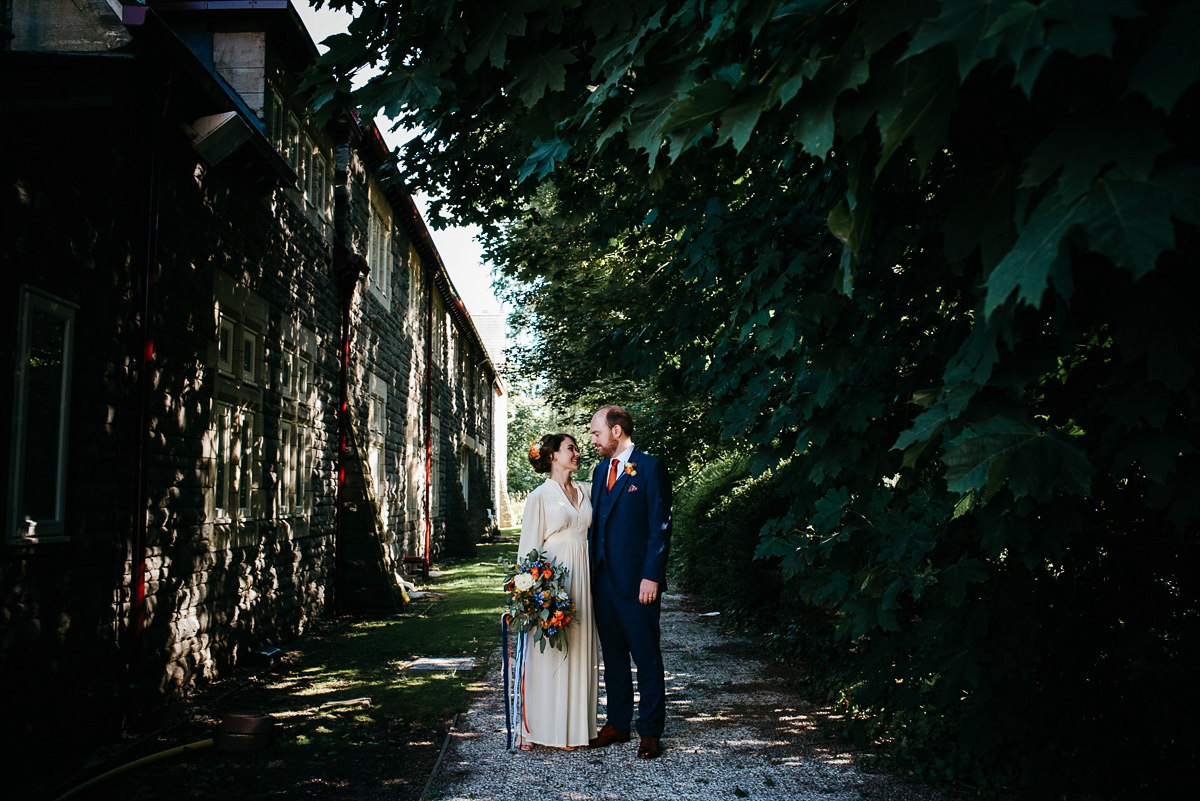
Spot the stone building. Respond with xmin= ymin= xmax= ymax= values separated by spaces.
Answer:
xmin=0 ymin=0 xmax=500 ymax=751
xmin=474 ymin=312 xmax=514 ymax=527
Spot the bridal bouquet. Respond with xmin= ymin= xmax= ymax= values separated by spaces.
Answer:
xmin=503 ymin=549 xmax=576 ymax=653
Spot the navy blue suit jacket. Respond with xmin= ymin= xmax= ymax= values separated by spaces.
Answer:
xmin=589 ymin=448 xmax=672 ymax=597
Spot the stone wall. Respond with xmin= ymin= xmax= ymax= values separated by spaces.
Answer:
xmin=2 ymin=78 xmax=145 ymax=746
xmin=0 ymin=4 xmax=499 ymax=755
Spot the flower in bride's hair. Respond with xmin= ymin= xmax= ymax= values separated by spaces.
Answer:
xmin=529 ymin=441 xmax=542 ymax=459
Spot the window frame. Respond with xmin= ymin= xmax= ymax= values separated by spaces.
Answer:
xmin=368 ymin=390 xmax=386 ymax=498
xmin=241 ymin=328 xmax=259 ymax=384
xmin=313 ymin=151 xmax=330 ymax=219
xmin=408 ymin=246 xmax=421 ymax=319
xmin=218 ymin=316 xmax=236 ymax=376
xmin=285 ymin=113 xmax=301 ymax=173
xmin=273 ymin=337 xmax=315 ymax=520
xmin=235 ymin=405 xmax=258 ymax=520
xmin=8 ymin=287 xmax=76 ymax=543
xmin=277 ymin=419 xmax=295 ymax=516
xmin=213 ymin=400 xmax=234 ymax=520
xmin=367 ymin=181 xmax=393 ymax=302
xmin=268 ymin=89 xmax=284 ymax=153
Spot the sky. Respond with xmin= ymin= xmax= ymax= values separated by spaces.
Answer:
xmin=293 ymin=2 xmax=506 ymax=317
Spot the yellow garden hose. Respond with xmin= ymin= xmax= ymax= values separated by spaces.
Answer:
xmin=53 ymin=738 xmax=214 ymax=801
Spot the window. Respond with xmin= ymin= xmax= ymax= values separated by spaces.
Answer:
xmin=433 ymin=295 xmax=446 ymax=367
xmin=213 ymin=402 xmax=233 ymax=519
xmin=296 ymin=418 xmax=312 ymax=513
xmin=297 ymin=355 xmax=311 ymax=404
xmin=284 ymin=114 xmax=300 ymax=173
xmin=302 ymin=136 xmax=314 ymax=201
xmin=275 ymin=341 xmax=314 ymax=518
xmin=241 ymin=328 xmax=258 ymax=384
xmin=210 ymin=277 xmax=272 ymax=524
xmin=451 ymin=329 xmax=460 ymax=388
xmin=212 ymin=402 xmax=256 ymax=520
xmin=280 ymin=349 xmax=295 ymax=397
xmin=406 ymin=398 xmax=423 ymax=526
xmin=275 ymin=415 xmax=313 ymax=518
xmin=268 ymin=90 xmax=284 ymax=152
xmin=460 ymin=446 xmax=470 ymax=503
xmin=312 ymin=152 xmax=329 ymax=218
xmin=408 ymin=246 xmax=421 ymax=317
xmin=368 ymin=181 xmax=392 ymax=301
xmin=236 ymin=406 xmax=258 ymax=519
xmin=278 ymin=420 xmax=295 ymax=515
xmin=217 ymin=316 xmax=235 ymax=375
xmin=9 ymin=288 xmax=75 ymax=541
xmin=368 ymin=390 xmax=386 ymax=495
xmin=431 ymin=415 xmax=441 ymax=517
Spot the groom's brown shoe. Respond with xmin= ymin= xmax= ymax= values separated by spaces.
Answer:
xmin=637 ymin=735 xmax=662 ymax=759
xmin=588 ymin=724 xmax=630 ymax=748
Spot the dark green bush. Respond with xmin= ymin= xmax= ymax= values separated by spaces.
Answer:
xmin=672 ymin=457 xmax=843 ymax=685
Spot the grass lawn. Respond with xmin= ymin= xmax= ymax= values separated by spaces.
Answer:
xmin=50 ymin=535 xmax=523 ymax=801
xmin=275 ymin=538 xmax=521 ymax=740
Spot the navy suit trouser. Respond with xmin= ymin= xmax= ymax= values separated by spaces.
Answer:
xmin=593 ymin=562 xmax=666 ymax=737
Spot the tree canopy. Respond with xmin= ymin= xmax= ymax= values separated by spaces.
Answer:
xmin=309 ymin=1 xmax=1199 ymax=795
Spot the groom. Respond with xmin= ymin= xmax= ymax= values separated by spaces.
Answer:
xmin=587 ymin=405 xmax=672 ymax=759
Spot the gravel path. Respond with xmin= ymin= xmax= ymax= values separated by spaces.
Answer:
xmin=429 ymin=592 xmax=944 ymax=801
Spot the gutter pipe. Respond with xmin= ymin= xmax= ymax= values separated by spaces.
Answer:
xmin=332 ymin=116 xmax=367 ymax=612
xmin=422 ymin=247 xmax=434 ymax=579
xmin=127 ymin=57 xmax=173 ymax=710
xmin=334 ymin=248 xmax=369 ymax=612
xmin=334 ymin=254 xmax=366 ymax=613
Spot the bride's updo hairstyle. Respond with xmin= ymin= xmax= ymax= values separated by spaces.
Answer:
xmin=528 ymin=433 xmax=575 ymax=474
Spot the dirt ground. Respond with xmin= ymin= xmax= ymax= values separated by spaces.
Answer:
xmin=34 ymin=621 xmax=450 ymax=801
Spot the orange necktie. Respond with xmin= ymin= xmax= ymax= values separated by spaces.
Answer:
xmin=607 ymin=458 xmax=619 ymax=491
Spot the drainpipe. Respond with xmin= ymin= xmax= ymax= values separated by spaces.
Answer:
xmin=332 ymin=206 xmax=367 ymax=618
xmin=422 ymin=257 xmax=433 ymax=579
xmin=126 ymin=64 xmax=173 ymax=711
xmin=334 ymin=250 xmax=366 ymax=613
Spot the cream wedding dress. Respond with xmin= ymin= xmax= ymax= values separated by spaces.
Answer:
xmin=516 ymin=479 xmax=599 ymax=748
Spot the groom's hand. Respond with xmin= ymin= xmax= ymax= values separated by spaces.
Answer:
xmin=638 ymin=579 xmax=659 ymax=605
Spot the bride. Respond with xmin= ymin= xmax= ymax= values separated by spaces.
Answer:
xmin=514 ymin=433 xmax=599 ymax=750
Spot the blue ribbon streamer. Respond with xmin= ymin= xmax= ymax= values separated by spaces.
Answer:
xmin=501 ymin=613 xmax=513 ymax=750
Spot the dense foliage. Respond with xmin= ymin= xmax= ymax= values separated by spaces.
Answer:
xmin=309 ymin=1 xmax=1199 ymax=796
xmin=505 ymin=377 xmax=556 ymax=495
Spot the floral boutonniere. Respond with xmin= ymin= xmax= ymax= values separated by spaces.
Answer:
xmin=624 ymin=462 xmax=637 ymax=478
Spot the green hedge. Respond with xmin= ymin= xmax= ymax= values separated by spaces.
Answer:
xmin=672 ymin=457 xmax=841 ymax=685
xmin=672 ymin=457 xmax=1196 ymax=796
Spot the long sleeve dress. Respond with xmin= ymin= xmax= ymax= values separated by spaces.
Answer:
xmin=517 ymin=479 xmax=599 ymax=748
